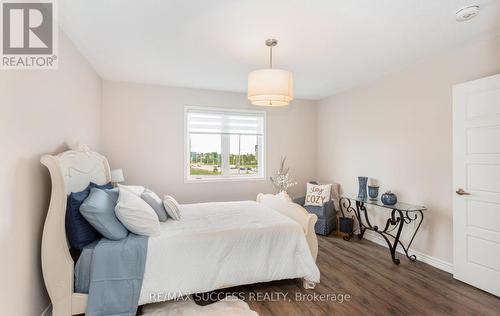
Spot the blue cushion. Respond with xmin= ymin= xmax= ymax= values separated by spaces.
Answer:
xmin=66 ymin=186 xmax=98 ymax=249
xmin=80 ymin=188 xmax=128 ymax=240
xmin=65 ymin=182 xmax=113 ymax=249
xmin=104 ymin=187 xmax=119 ymax=204
xmin=91 ymin=182 xmax=114 ymax=190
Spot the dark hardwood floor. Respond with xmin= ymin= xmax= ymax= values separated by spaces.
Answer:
xmin=229 ymin=234 xmax=500 ymax=316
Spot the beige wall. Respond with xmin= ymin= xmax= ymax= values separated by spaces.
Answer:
xmin=0 ymin=32 xmax=102 ymax=316
xmin=101 ymin=81 xmax=317 ymax=203
xmin=316 ymin=35 xmax=500 ymax=264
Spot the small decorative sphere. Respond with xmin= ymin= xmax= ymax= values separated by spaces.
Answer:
xmin=381 ymin=191 xmax=397 ymax=205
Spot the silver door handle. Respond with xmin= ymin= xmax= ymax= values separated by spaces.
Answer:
xmin=456 ymin=188 xmax=471 ymax=195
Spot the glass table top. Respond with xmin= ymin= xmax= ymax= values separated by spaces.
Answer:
xmin=341 ymin=194 xmax=427 ymax=212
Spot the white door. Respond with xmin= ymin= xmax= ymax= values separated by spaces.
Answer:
xmin=453 ymin=73 xmax=500 ymax=297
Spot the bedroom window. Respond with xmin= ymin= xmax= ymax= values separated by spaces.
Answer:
xmin=185 ymin=106 xmax=266 ymax=182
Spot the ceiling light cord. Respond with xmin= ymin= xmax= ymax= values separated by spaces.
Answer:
xmin=265 ymin=38 xmax=278 ymax=69
xmin=269 ymin=45 xmax=273 ymax=69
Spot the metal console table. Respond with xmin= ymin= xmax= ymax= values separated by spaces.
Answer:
xmin=339 ymin=195 xmax=426 ymax=265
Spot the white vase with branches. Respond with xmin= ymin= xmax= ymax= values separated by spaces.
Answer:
xmin=270 ymin=156 xmax=297 ymax=193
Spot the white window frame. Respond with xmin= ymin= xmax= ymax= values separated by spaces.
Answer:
xmin=184 ymin=105 xmax=266 ymax=183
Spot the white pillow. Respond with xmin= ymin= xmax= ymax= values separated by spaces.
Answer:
xmin=115 ymin=187 xmax=160 ymax=236
xmin=118 ymin=184 xmax=145 ymax=196
xmin=162 ymin=195 xmax=181 ymax=220
xmin=304 ymin=183 xmax=332 ymax=207
xmin=141 ymin=189 xmax=168 ymax=222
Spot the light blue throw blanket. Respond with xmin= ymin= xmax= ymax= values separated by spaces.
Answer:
xmin=75 ymin=234 xmax=148 ymax=316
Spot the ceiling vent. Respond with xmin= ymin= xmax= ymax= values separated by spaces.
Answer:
xmin=456 ymin=5 xmax=480 ymax=22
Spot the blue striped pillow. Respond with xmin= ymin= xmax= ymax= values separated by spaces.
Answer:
xmin=65 ymin=182 xmax=113 ymax=249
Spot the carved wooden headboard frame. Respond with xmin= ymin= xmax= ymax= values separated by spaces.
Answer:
xmin=40 ymin=145 xmax=110 ymax=316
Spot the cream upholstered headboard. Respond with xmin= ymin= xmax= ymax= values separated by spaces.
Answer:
xmin=40 ymin=145 xmax=111 ymax=316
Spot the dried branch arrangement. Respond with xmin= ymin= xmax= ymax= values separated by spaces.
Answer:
xmin=270 ymin=156 xmax=297 ymax=193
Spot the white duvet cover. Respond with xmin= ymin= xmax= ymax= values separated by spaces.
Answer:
xmin=138 ymin=200 xmax=320 ymax=304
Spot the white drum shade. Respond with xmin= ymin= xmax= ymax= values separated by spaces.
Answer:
xmin=248 ymin=69 xmax=294 ymax=106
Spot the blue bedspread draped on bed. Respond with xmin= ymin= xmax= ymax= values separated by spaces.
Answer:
xmin=75 ymin=234 xmax=148 ymax=316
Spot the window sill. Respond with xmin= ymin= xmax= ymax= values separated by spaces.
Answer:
xmin=184 ymin=175 xmax=266 ymax=184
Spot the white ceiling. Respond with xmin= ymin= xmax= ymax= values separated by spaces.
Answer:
xmin=59 ymin=0 xmax=500 ymax=100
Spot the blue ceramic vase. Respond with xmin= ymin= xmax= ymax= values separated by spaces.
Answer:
xmin=368 ymin=186 xmax=379 ymax=200
xmin=358 ymin=177 xmax=368 ymax=200
xmin=381 ymin=191 xmax=397 ymax=205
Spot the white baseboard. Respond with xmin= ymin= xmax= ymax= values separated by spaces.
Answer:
xmin=363 ymin=231 xmax=454 ymax=274
xmin=41 ymin=304 xmax=52 ymax=316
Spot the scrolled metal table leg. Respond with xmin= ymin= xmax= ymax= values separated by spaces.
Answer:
xmin=355 ymin=201 xmax=366 ymax=239
xmin=401 ymin=210 xmax=424 ymax=261
xmin=388 ymin=209 xmax=405 ymax=265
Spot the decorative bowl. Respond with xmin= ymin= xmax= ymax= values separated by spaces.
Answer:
xmin=381 ymin=191 xmax=397 ymax=205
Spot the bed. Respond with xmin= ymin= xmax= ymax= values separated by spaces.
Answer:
xmin=40 ymin=145 xmax=319 ymax=316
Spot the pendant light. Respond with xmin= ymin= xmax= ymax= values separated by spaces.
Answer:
xmin=248 ymin=39 xmax=294 ymax=106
